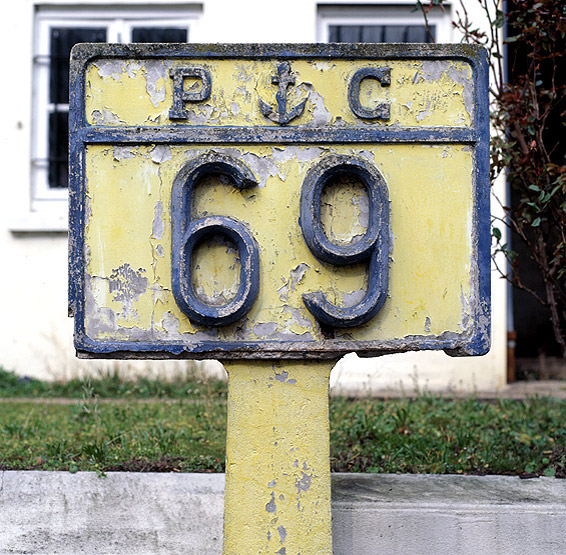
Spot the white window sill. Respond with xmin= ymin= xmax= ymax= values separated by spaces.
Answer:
xmin=10 ymin=211 xmax=68 ymax=233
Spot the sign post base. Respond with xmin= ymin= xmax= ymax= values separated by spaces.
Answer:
xmin=223 ymin=360 xmax=333 ymax=555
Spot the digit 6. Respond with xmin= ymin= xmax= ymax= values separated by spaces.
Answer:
xmin=171 ymin=152 xmax=260 ymax=327
xmin=299 ymin=155 xmax=390 ymax=328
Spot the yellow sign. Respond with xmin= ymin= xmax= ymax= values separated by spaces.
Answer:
xmin=69 ymin=44 xmax=490 ymax=359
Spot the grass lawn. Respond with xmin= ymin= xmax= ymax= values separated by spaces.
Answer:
xmin=1 ymin=368 xmax=565 ymax=477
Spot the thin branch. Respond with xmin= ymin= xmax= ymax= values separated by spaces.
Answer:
xmin=486 ymin=0 xmax=503 ymax=94
xmin=491 ymin=253 xmax=549 ymax=307
xmin=415 ymin=1 xmax=437 ymax=43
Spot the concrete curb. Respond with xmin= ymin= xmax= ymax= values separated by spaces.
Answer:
xmin=1 ymin=471 xmax=565 ymax=554
xmin=332 ymin=379 xmax=566 ymax=399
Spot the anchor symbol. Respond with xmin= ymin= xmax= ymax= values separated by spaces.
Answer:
xmin=258 ymin=61 xmax=307 ymax=125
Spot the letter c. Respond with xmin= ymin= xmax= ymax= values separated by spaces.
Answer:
xmin=348 ymin=67 xmax=391 ymax=120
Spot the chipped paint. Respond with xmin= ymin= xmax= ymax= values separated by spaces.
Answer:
xmin=151 ymin=201 xmax=164 ymax=240
xmin=108 ymin=264 xmax=148 ymax=320
xmin=265 ymin=492 xmax=277 ymax=513
xmin=277 ymin=525 xmax=287 ymax=543
xmin=143 ymin=60 xmax=169 ymax=108
xmin=113 ymin=146 xmax=135 ymax=161
xmin=295 ymin=471 xmax=313 ymax=493
xmin=83 ymin=143 xmax=475 ymax=348
xmin=150 ymin=145 xmax=171 ymax=164
xmin=85 ymin=58 xmax=473 ymax=128
xmin=71 ymin=43 xmax=490 ymax=359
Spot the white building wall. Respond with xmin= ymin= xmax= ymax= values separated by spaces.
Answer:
xmin=0 ymin=0 xmax=507 ymax=392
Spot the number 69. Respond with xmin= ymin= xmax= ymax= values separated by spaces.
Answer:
xmin=171 ymin=152 xmax=390 ymax=329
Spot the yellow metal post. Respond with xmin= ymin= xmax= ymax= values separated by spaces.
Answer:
xmin=223 ymin=360 xmax=333 ymax=555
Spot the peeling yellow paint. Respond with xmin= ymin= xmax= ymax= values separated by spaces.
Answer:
xmin=84 ymin=143 xmax=473 ymax=341
xmin=222 ymin=360 xmax=332 ymax=555
xmin=85 ymin=59 xmax=473 ymax=128
xmin=191 ymin=233 xmax=241 ymax=305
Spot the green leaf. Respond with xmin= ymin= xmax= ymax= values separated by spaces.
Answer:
xmin=532 ymin=217 xmax=541 ymax=227
xmin=544 ymin=466 xmax=556 ymax=477
xmin=492 ymin=227 xmax=502 ymax=241
xmin=494 ymin=10 xmax=505 ymax=29
xmin=525 ymin=462 xmax=536 ymax=473
xmin=505 ymin=35 xmax=519 ymax=43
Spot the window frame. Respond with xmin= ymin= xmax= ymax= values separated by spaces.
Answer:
xmin=30 ymin=4 xmax=200 ymax=221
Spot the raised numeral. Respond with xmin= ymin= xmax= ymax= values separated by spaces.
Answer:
xmin=299 ymin=155 xmax=390 ymax=327
xmin=171 ymin=152 xmax=260 ymax=326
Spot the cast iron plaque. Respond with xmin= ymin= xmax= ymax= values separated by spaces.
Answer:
xmin=69 ymin=43 xmax=490 ymax=360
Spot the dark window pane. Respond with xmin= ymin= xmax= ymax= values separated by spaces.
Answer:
xmin=131 ymin=27 xmax=188 ymax=43
xmin=406 ymin=25 xmax=434 ymax=43
xmin=50 ymin=28 xmax=106 ymax=104
xmin=48 ymin=111 xmax=68 ymax=189
xmin=328 ymin=25 xmax=340 ymax=42
xmin=329 ymin=25 xmax=362 ymax=43
xmin=360 ymin=26 xmax=384 ymax=43
xmin=383 ymin=25 xmax=408 ymax=43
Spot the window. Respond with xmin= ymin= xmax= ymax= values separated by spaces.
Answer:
xmin=317 ymin=3 xmax=452 ymax=44
xmin=31 ymin=4 xmax=201 ymax=220
xmin=328 ymin=24 xmax=435 ymax=43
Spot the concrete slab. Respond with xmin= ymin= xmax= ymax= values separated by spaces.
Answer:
xmin=332 ymin=473 xmax=566 ymax=555
xmin=0 ymin=472 xmax=224 ymax=554
xmin=0 ymin=471 xmax=564 ymax=554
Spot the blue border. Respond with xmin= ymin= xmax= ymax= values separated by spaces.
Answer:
xmin=69 ymin=43 xmax=490 ymax=359
xmin=78 ymin=126 xmax=477 ymax=144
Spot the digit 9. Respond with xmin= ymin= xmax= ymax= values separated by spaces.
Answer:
xmin=299 ymin=155 xmax=391 ymax=327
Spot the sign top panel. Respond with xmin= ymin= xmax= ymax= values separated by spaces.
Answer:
xmin=84 ymin=57 xmax=474 ymax=129
xmin=69 ymin=43 xmax=490 ymax=360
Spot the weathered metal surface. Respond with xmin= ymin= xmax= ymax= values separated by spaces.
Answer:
xmin=223 ymin=360 xmax=333 ymax=555
xmin=69 ymin=43 xmax=490 ymax=360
